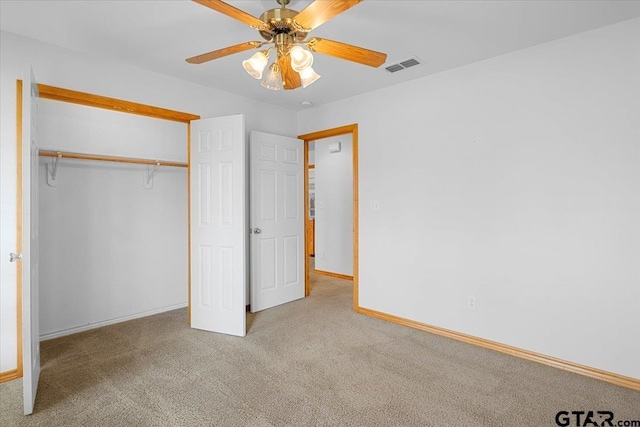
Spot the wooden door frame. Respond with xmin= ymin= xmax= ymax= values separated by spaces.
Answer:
xmin=298 ymin=124 xmax=359 ymax=311
xmin=4 ymin=81 xmax=198 ymax=384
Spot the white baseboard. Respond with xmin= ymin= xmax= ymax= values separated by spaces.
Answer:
xmin=40 ymin=302 xmax=188 ymax=341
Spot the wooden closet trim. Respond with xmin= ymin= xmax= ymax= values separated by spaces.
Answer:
xmin=15 ymin=80 xmax=24 ymax=383
xmin=37 ymin=84 xmax=199 ymax=123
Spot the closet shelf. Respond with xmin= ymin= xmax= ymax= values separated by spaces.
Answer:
xmin=39 ymin=150 xmax=188 ymax=168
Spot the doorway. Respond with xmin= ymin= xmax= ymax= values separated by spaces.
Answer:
xmin=299 ymin=124 xmax=359 ymax=310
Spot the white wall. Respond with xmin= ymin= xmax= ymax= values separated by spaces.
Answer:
xmin=298 ymin=19 xmax=640 ymax=379
xmin=0 ymin=31 xmax=298 ymax=373
xmin=314 ymin=136 xmax=353 ymax=276
xmin=38 ymin=99 xmax=188 ymax=339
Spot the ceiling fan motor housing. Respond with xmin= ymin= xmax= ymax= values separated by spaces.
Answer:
xmin=259 ymin=8 xmax=308 ymax=43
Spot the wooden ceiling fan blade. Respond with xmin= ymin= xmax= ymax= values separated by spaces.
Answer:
xmin=294 ymin=0 xmax=362 ymax=31
xmin=192 ymin=0 xmax=267 ymax=30
xmin=278 ymin=54 xmax=302 ymax=90
xmin=308 ymin=38 xmax=387 ymax=68
xmin=186 ymin=42 xmax=263 ymax=64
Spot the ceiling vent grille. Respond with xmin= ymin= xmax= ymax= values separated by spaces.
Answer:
xmin=385 ymin=57 xmax=423 ymax=73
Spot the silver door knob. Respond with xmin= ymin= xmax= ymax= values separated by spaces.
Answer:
xmin=9 ymin=253 xmax=22 ymax=262
xmin=253 ymin=228 xmax=262 ymax=234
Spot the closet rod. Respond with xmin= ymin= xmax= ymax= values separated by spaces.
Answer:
xmin=39 ymin=150 xmax=188 ymax=168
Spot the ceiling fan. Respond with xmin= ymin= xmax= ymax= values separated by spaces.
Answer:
xmin=186 ymin=0 xmax=387 ymax=91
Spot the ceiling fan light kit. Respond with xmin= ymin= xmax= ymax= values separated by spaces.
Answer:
xmin=299 ymin=66 xmax=321 ymax=88
xmin=261 ymin=63 xmax=282 ymax=91
xmin=289 ymin=45 xmax=313 ymax=72
xmin=187 ymin=0 xmax=387 ymax=91
xmin=242 ymin=50 xmax=270 ymax=79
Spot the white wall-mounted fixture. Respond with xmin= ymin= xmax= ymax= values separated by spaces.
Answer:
xmin=46 ymin=151 xmax=62 ymax=187
xmin=144 ymin=161 xmax=161 ymax=189
xmin=328 ymin=141 xmax=341 ymax=153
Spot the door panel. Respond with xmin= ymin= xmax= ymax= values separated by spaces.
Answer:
xmin=250 ymin=131 xmax=304 ymax=312
xmin=22 ymin=65 xmax=40 ymax=415
xmin=283 ymin=235 xmax=300 ymax=286
xmin=259 ymin=171 xmax=277 ymax=220
xmin=190 ymin=115 xmax=246 ymax=337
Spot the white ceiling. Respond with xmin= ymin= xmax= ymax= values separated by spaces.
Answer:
xmin=2 ymin=0 xmax=639 ymax=111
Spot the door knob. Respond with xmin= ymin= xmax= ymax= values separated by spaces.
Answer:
xmin=253 ymin=228 xmax=262 ymax=234
xmin=9 ymin=253 xmax=22 ymax=262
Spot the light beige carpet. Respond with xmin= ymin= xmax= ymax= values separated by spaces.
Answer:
xmin=1 ymin=271 xmax=639 ymax=426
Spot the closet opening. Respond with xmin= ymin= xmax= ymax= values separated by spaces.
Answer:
xmin=15 ymin=82 xmax=199 ymax=376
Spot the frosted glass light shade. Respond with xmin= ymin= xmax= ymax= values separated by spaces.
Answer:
xmin=242 ymin=51 xmax=269 ymax=79
xmin=290 ymin=45 xmax=313 ymax=72
xmin=299 ymin=67 xmax=321 ymax=88
xmin=261 ymin=63 xmax=281 ymax=91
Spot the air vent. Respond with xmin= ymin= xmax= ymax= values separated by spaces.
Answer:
xmin=400 ymin=58 xmax=420 ymax=68
xmin=385 ymin=57 xmax=423 ymax=73
xmin=385 ymin=64 xmax=404 ymax=73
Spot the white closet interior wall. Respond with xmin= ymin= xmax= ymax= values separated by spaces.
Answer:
xmin=38 ymin=98 xmax=188 ymax=339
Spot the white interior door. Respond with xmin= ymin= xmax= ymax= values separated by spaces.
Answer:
xmin=22 ymin=65 xmax=40 ymax=415
xmin=190 ymin=115 xmax=246 ymax=337
xmin=250 ymin=131 xmax=304 ymax=312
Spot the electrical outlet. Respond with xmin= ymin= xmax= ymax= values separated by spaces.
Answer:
xmin=370 ymin=200 xmax=380 ymax=211
xmin=467 ymin=296 xmax=476 ymax=310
